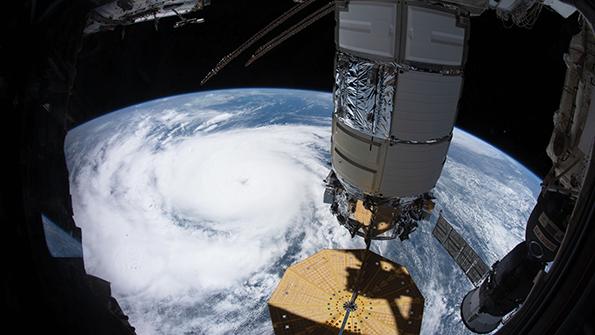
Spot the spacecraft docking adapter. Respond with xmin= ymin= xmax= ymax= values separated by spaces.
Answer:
xmin=323 ymin=0 xmax=472 ymax=241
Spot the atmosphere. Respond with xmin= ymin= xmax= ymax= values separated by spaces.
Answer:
xmin=65 ymin=89 xmax=539 ymax=335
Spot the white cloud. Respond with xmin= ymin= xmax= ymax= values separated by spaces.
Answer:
xmin=66 ymin=91 xmax=539 ymax=335
xmin=68 ymin=114 xmax=355 ymax=334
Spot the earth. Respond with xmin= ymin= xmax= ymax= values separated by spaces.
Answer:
xmin=65 ymin=88 xmax=540 ymax=335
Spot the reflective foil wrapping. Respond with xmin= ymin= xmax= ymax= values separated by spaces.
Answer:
xmin=336 ymin=173 xmax=366 ymax=199
xmin=334 ymin=52 xmax=397 ymax=139
xmin=335 ymin=189 xmax=351 ymax=223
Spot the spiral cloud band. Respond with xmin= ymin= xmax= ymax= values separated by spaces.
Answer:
xmin=65 ymin=89 xmax=539 ymax=335
xmin=66 ymin=90 xmax=359 ymax=334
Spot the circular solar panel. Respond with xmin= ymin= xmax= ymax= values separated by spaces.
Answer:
xmin=268 ymin=249 xmax=424 ymax=334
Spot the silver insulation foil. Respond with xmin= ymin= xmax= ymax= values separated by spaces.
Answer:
xmin=334 ymin=52 xmax=398 ymax=139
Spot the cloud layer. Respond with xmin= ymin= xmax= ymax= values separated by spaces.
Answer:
xmin=66 ymin=89 xmax=539 ymax=335
xmin=66 ymin=90 xmax=358 ymax=334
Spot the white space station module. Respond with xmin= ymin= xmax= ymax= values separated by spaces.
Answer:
xmin=323 ymin=0 xmax=469 ymax=242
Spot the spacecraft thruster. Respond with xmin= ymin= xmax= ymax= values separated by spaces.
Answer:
xmin=323 ymin=0 xmax=469 ymax=241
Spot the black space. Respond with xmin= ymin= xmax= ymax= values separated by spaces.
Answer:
xmin=71 ymin=1 xmax=580 ymax=178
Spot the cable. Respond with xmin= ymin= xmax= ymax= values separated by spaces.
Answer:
xmin=245 ymin=1 xmax=334 ymax=66
xmin=200 ymin=0 xmax=320 ymax=85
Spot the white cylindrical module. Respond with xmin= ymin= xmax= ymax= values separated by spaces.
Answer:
xmin=331 ymin=0 xmax=468 ymax=198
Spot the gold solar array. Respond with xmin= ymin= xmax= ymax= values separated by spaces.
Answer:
xmin=268 ymin=249 xmax=424 ymax=334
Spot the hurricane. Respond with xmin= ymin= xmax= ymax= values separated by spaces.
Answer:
xmin=65 ymin=88 xmax=540 ymax=334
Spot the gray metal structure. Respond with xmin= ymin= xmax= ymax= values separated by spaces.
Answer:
xmin=85 ymin=0 xmax=210 ymax=34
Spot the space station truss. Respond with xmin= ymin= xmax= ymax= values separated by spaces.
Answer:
xmin=432 ymin=214 xmax=490 ymax=287
xmin=85 ymin=0 xmax=210 ymax=34
xmin=269 ymin=249 xmax=424 ymax=335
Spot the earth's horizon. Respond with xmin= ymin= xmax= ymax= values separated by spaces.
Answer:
xmin=65 ymin=88 xmax=540 ymax=335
